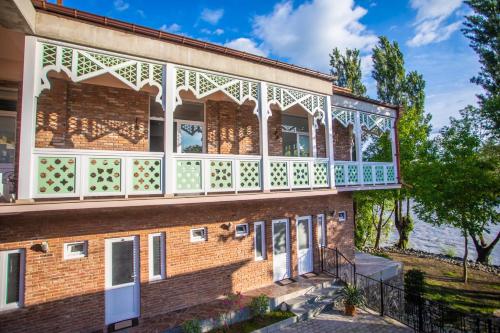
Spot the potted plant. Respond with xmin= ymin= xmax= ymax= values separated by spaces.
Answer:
xmin=339 ymin=284 xmax=365 ymax=316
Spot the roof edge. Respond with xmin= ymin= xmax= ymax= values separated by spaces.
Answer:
xmin=32 ymin=0 xmax=333 ymax=82
xmin=332 ymin=85 xmax=399 ymax=110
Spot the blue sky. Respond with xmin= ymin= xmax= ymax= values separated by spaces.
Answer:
xmin=55 ymin=0 xmax=481 ymax=132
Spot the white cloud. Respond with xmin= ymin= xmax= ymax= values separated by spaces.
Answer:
xmin=113 ymin=0 xmax=129 ymax=12
xmin=407 ymin=0 xmax=463 ymax=47
xmin=201 ymin=28 xmax=225 ymax=36
xmin=136 ymin=9 xmax=146 ymax=19
xmin=160 ymin=23 xmax=181 ymax=33
xmin=252 ymin=0 xmax=377 ymax=73
xmin=201 ymin=8 xmax=224 ymax=25
xmin=224 ymin=38 xmax=268 ymax=57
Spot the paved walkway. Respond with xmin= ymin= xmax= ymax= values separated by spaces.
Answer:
xmin=276 ymin=308 xmax=413 ymax=333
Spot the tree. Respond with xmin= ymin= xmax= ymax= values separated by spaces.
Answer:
xmin=462 ymin=0 xmax=500 ymax=137
xmin=413 ymin=107 xmax=499 ymax=282
xmin=371 ymin=37 xmax=432 ymax=249
xmin=330 ymin=47 xmax=367 ymax=96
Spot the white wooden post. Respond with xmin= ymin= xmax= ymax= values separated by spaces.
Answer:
xmin=309 ymin=114 xmax=317 ymax=158
xmin=355 ymin=111 xmax=363 ymax=186
xmin=391 ymin=117 xmax=398 ymax=183
xmin=259 ymin=82 xmax=270 ymax=192
xmin=163 ymin=63 xmax=176 ymax=197
xmin=325 ymin=96 xmax=335 ymax=189
xmin=17 ymin=36 xmax=39 ymax=202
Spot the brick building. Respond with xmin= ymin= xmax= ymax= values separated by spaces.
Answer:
xmin=0 ymin=1 xmax=400 ymax=332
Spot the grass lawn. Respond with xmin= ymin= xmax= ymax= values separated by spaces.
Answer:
xmin=207 ymin=311 xmax=295 ymax=333
xmin=387 ymin=252 xmax=500 ymax=316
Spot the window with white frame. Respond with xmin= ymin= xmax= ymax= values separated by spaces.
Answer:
xmin=235 ymin=223 xmax=249 ymax=237
xmin=254 ymin=222 xmax=266 ymax=260
xmin=0 ymin=249 xmax=24 ymax=311
xmin=317 ymin=214 xmax=326 ymax=247
xmin=282 ymin=114 xmax=310 ymax=157
xmin=190 ymin=227 xmax=207 ymax=242
xmin=338 ymin=211 xmax=347 ymax=222
xmin=63 ymin=241 xmax=88 ymax=260
xmin=149 ymin=233 xmax=166 ymax=281
xmin=174 ymin=102 xmax=205 ymax=153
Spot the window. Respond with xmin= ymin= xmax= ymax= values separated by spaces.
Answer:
xmin=254 ymin=222 xmax=266 ymax=260
xmin=0 ymin=249 xmax=24 ymax=311
xmin=235 ymin=223 xmax=249 ymax=238
xmin=174 ymin=102 xmax=205 ymax=153
xmin=63 ymin=241 xmax=88 ymax=260
xmin=317 ymin=214 xmax=326 ymax=247
xmin=0 ymin=110 xmax=16 ymax=165
xmin=190 ymin=227 xmax=207 ymax=242
xmin=282 ymin=115 xmax=310 ymax=157
xmin=338 ymin=211 xmax=347 ymax=222
xmin=148 ymin=233 xmax=166 ymax=281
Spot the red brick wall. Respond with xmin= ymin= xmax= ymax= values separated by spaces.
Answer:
xmin=333 ymin=119 xmax=354 ymax=161
xmin=205 ymin=100 xmax=260 ymax=155
xmin=35 ymin=78 xmax=149 ymax=151
xmin=268 ymin=110 xmax=282 ymax=156
xmin=316 ymin=123 xmax=326 ymax=158
xmin=0 ymin=193 xmax=353 ymax=333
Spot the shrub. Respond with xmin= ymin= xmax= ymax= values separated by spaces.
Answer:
xmin=182 ymin=318 xmax=201 ymax=333
xmin=404 ymin=269 xmax=425 ymax=305
xmin=441 ymin=246 xmax=457 ymax=258
xmin=249 ymin=294 xmax=270 ymax=317
xmin=339 ymin=284 xmax=365 ymax=307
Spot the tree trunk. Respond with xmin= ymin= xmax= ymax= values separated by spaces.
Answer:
xmin=374 ymin=203 xmax=385 ymax=249
xmin=463 ymin=232 xmax=468 ymax=284
xmin=395 ymin=197 xmax=412 ymax=249
xmin=471 ymin=232 xmax=500 ymax=265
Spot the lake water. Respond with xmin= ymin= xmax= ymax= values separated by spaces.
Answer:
xmin=382 ymin=209 xmax=500 ymax=266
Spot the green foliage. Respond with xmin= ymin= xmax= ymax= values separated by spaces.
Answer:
xmin=441 ymin=246 xmax=457 ymax=258
xmin=329 ymin=47 xmax=367 ymax=96
xmin=362 ymin=131 xmax=393 ymax=162
xmin=372 ymin=36 xmax=405 ymax=105
xmin=249 ymin=294 xmax=269 ymax=318
xmin=404 ymin=269 xmax=425 ymax=304
xmin=340 ymin=284 xmax=365 ymax=307
xmin=462 ymin=0 xmax=500 ymax=137
xmin=182 ymin=318 xmax=202 ymax=333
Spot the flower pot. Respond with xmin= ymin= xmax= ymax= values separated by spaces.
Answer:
xmin=345 ymin=304 xmax=356 ymax=316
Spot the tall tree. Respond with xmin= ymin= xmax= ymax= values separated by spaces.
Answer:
xmin=462 ymin=0 xmax=500 ymax=137
xmin=413 ymin=107 xmax=499 ymax=282
xmin=330 ymin=47 xmax=367 ymax=96
xmin=371 ymin=36 xmax=431 ymax=249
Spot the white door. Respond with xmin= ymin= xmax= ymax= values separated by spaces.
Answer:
xmin=272 ymin=219 xmax=290 ymax=282
xmin=297 ymin=216 xmax=313 ymax=275
xmin=105 ymin=236 xmax=140 ymax=325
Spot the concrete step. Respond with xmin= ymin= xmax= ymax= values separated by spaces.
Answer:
xmin=284 ymin=284 xmax=343 ymax=321
xmin=270 ymin=278 xmax=339 ymax=308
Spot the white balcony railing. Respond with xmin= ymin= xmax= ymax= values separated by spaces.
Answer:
xmin=334 ymin=161 xmax=397 ymax=186
xmin=268 ymin=156 xmax=330 ymax=190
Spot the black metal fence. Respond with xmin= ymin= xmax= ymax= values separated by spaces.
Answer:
xmin=321 ymin=247 xmax=500 ymax=333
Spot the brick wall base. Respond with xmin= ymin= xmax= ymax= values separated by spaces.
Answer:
xmin=0 ymin=194 xmax=353 ymax=333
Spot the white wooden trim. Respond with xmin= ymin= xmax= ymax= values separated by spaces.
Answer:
xmin=325 ymin=96 xmax=335 ymax=189
xmin=354 ymin=111 xmax=363 ymax=185
xmin=254 ymin=221 xmax=266 ymax=261
xmin=164 ymin=63 xmax=175 ymax=196
xmin=0 ymin=249 xmax=25 ymax=311
xmin=148 ymin=232 xmax=166 ymax=281
xmin=271 ymin=218 xmax=291 ymax=281
xmin=259 ymin=82 xmax=270 ymax=192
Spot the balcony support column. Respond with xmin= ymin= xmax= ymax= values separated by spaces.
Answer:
xmin=391 ymin=115 xmax=399 ymax=183
xmin=325 ymin=96 xmax=335 ymax=189
xmin=259 ymin=82 xmax=270 ymax=192
xmin=17 ymin=36 xmax=39 ymax=202
xmin=163 ymin=63 xmax=176 ymax=197
xmin=354 ymin=111 xmax=363 ymax=185
xmin=310 ymin=114 xmax=317 ymax=158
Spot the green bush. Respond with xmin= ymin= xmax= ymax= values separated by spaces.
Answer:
xmin=404 ymin=269 xmax=425 ymax=304
xmin=441 ymin=246 xmax=457 ymax=258
xmin=339 ymin=284 xmax=365 ymax=307
xmin=182 ymin=318 xmax=201 ymax=333
xmin=249 ymin=294 xmax=269 ymax=317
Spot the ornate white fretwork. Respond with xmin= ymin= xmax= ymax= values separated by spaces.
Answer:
xmin=266 ymin=85 xmax=326 ymax=126
xmin=360 ymin=112 xmax=392 ymax=133
xmin=332 ymin=109 xmax=356 ymax=127
xmin=175 ymin=67 xmax=259 ymax=115
xmin=38 ymin=43 xmax=163 ymax=104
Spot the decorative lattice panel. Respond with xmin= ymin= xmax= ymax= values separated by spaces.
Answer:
xmin=38 ymin=42 xmax=163 ymax=104
xmin=210 ymin=160 xmax=233 ymax=190
xmin=375 ymin=165 xmax=385 ymax=183
xmin=313 ymin=162 xmax=328 ymax=187
xmin=360 ymin=112 xmax=392 ymax=132
xmin=239 ymin=161 xmax=260 ymax=189
xmin=176 ymin=160 xmax=202 ymax=191
xmin=88 ymin=158 xmax=122 ymax=193
xmin=292 ymin=162 xmax=309 ymax=187
xmin=347 ymin=165 xmax=359 ymax=184
xmin=333 ymin=109 xmax=356 ymax=127
xmin=132 ymin=159 xmax=161 ymax=192
xmin=335 ymin=165 xmax=346 ymax=185
xmin=37 ymin=157 xmax=76 ymax=194
xmin=363 ymin=165 xmax=373 ymax=183
xmin=270 ymin=162 xmax=288 ymax=188
xmin=267 ymin=85 xmax=326 ymax=124
xmin=175 ymin=68 xmax=259 ymax=114
xmin=386 ymin=165 xmax=395 ymax=183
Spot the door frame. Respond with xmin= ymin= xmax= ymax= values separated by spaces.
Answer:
xmin=104 ymin=236 xmax=140 ymax=325
xmin=296 ymin=215 xmax=313 ymax=275
xmin=271 ymin=218 xmax=290 ymax=282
